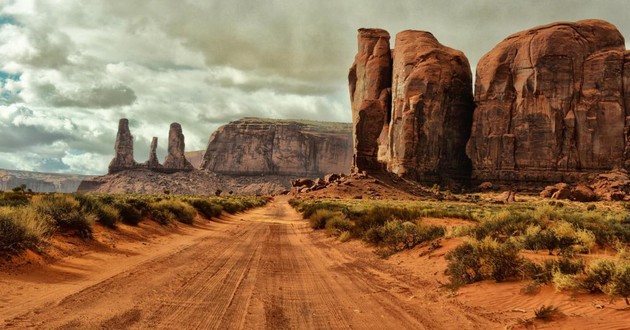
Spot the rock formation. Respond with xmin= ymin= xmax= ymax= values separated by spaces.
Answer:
xmin=201 ymin=118 xmax=352 ymax=177
xmin=145 ymin=137 xmax=162 ymax=170
xmin=163 ymin=123 xmax=194 ymax=171
xmin=108 ymin=118 xmax=136 ymax=173
xmin=387 ymin=30 xmax=474 ymax=181
xmin=348 ymin=28 xmax=392 ymax=170
xmin=349 ymin=28 xmax=474 ymax=182
xmin=467 ymin=19 xmax=630 ymax=183
xmin=107 ymin=120 xmax=193 ymax=174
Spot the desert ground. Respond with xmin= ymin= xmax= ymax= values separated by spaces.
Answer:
xmin=1 ymin=195 xmax=627 ymax=330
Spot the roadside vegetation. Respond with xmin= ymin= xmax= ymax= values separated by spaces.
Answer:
xmin=0 ymin=190 xmax=270 ymax=254
xmin=290 ymin=197 xmax=630 ymax=303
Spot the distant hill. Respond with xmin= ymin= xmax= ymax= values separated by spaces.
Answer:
xmin=0 ymin=169 xmax=95 ymax=193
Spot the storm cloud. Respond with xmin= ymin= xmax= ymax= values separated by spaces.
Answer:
xmin=1 ymin=0 xmax=630 ymax=174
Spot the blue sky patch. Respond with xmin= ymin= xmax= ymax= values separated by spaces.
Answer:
xmin=0 ymin=15 xmax=18 ymax=26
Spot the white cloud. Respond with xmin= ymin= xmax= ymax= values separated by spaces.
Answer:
xmin=0 ymin=0 xmax=629 ymax=175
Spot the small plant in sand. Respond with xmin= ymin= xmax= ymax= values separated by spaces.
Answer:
xmin=534 ymin=305 xmax=561 ymax=320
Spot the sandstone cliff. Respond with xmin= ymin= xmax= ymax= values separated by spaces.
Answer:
xmin=0 ymin=169 xmax=93 ymax=193
xmin=468 ymin=19 xmax=630 ymax=183
xmin=349 ymin=28 xmax=474 ymax=182
xmin=201 ymin=118 xmax=352 ymax=177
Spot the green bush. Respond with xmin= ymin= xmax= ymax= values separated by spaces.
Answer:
xmin=446 ymin=238 xmax=523 ymax=287
xmin=523 ymin=258 xmax=584 ymax=284
xmin=114 ymin=202 xmax=143 ymax=226
xmin=187 ymin=199 xmax=223 ymax=219
xmin=325 ymin=214 xmax=353 ymax=236
xmin=74 ymin=194 xmax=120 ymax=228
xmin=33 ymin=194 xmax=94 ymax=238
xmin=0 ymin=206 xmax=54 ymax=251
xmin=583 ymin=259 xmax=617 ymax=293
xmin=309 ymin=209 xmax=342 ymax=230
xmin=611 ymin=262 xmax=630 ymax=304
xmin=0 ymin=191 xmax=30 ymax=207
xmin=151 ymin=200 xmax=196 ymax=225
xmin=379 ymin=220 xmax=445 ymax=251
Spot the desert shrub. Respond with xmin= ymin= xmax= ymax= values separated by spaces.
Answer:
xmin=473 ymin=209 xmax=538 ymax=240
xmin=446 ymin=225 xmax=473 ymax=238
xmin=0 ymin=191 xmax=30 ymax=207
xmin=114 ymin=202 xmax=143 ymax=226
xmin=446 ymin=242 xmax=483 ymax=286
xmin=524 ymin=258 xmax=584 ymax=284
xmin=217 ymin=199 xmax=244 ymax=214
xmin=534 ymin=305 xmax=561 ymax=320
xmin=325 ymin=214 xmax=353 ymax=236
xmin=33 ymin=194 xmax=94 ymax=238
xmin=446 ymin=238 xmax=523 ymax=287
xmin=551 ymin=221 xmax=579 ymax=256
xmin=583 ymin=259 xmax=617 ymax=293
xmin=74 ymin=194 xmax=119 ymax=228
xmin=309 ymin=209 xmax=342 ymax=230
xmin=520 ymin=281 xmax=542 ymax=295
xmin=151 ymin=200 xmax=196 ymax=225
xmin=552 ymin=271 xmax=580 ymax=292
xmin=187 ymin=199 xmax=223 ymax=219
xmin=338 ymin=231 xmax=351 ymax=242
xmin=0 ymin=206 xmax=54 ymax=251
xmin=301 ymin=202 xmax=349 ymax=219
xmin=611 ymin=262 xmax=630 ymax=304
xmin=379 ymin=220 xmax=445 ymax=251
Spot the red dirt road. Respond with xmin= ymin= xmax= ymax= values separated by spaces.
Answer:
xmin=0 ymin=197 xmax=497 ymax=329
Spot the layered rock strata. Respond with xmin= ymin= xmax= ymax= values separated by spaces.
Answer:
xmin=467 ymin=19 xmax=630 ymax=183
xmin=349 ymin=29 xmax=474 ymax=181
xmin=201 ymin=118 xmax=352 ymax=177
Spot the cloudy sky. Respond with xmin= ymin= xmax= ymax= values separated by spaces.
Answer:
xmin=1 ymin=0 xmax=630 ymax=175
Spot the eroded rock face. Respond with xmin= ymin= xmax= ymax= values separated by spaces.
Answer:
xmin=145 ymin=137 xmax=162 ymax=170
xmin=348 ymin=28 xmax=474 ymax=182
xmin=468 ymin=19 xmax=630 ymax=183
xmin=201 ymin=118 xmax=352 ymax=177
xmin=348 ymin=28 xmax=392 ymax=170
xmin=387 ymin=31 xmax=474 ymax=181
xmin=108 ymin=118 xmax=136 ymax=173
xmin=163 ymin=123 xmax=194 ymax=171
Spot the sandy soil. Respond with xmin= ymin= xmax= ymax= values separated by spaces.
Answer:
xmin=0 ymin=196 xmax=499 ymax=329
xmin=1 ymin=197 xmax=627 ymax=329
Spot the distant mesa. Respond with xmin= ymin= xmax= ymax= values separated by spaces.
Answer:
xmin=351 ymin=19 xmax=630 ymax=185
xmin=108 ymin=119 xmax=195 ymax=174
xmin=201 ymin=117 xmax=352 ymax=177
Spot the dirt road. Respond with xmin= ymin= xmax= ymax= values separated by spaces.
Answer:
xmin=0 ymin=197 xmax=497 ymax=329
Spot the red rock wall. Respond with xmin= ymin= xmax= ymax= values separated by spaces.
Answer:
xmin=468 ymin=19 xmax=630 ymax=183
xmin=348 ymin=28 xmax=392 ymax=170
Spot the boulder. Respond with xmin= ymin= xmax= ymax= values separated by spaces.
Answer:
xmin=387 ymin=30 xmax=474 ymax=181
xmin=591 ymin=169 xmax=630 ymax=200
xmin=348 ymin=28 xmax=392 ymax=171
xmin=478 ymin=182 xmax=493 ymax=191
xmin=571 ymin=185 xmax=596 ymax=202
xmin=551 ymin=183 xmax=572 ymax=200
xmin=163 ymin=123 xmax=194 ymax=171
xmin=292 ymin=178 xmax=314 ymax=187
xmin=108 ymin=118 xmax=136 ymax=173
xmin=324 ymin=173 xmax=341 ymax=184
xmin=468 ymin=19 xmax=630 ymax=183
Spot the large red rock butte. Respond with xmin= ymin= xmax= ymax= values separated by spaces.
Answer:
xmin=348 ymin=28 xmax=392 ymax=171
xmin=467 ymin=19 xmax=630 ymax=183
xmin=349 ymin=28 xmax=474 ymax=182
